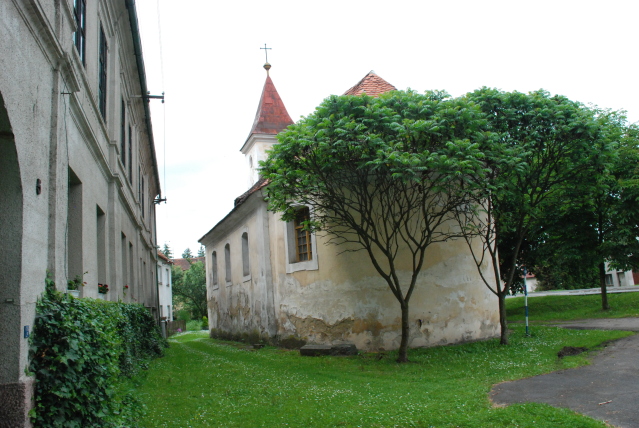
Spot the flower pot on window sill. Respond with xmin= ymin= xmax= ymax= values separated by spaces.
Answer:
xmin=67 ymin=289 xmax=80 ymax=298
xmin=97 ymin=293 xmax=106 ymax=300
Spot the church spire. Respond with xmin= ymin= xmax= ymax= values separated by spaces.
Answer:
xmin=246 ymin=62 xmax=293 ymax=140
xmin=241 ymin=57 xmax=294 ymax=187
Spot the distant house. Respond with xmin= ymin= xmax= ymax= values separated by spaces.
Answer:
xmin=158 ymin=252 xmax=173 ymax=321
xmin=605 ymin=264 xmax=635 ymax=288
xmin=172 ymin=257 xmax=206 ymax=271
xmin=0 ymin=1 xmax=162 ymax=425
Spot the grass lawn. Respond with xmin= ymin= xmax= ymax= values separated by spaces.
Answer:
xmin=133 ymin=325 xmax=632 ymax=427
xmin=506 ymin=291 xmax=639 ymax=322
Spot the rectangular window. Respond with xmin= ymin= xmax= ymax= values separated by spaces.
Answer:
xmin=73 ymin=0 xmax=86 ymax=65
xmin=98 ymin=25 xmax=108 ymax=120
xmin=605 ymin=274 xmax=614 ymax=286
xmin=120 ymin=99 xmax=126 ymax=166
xmin=294 ymin=207 xmax=312 ymax=262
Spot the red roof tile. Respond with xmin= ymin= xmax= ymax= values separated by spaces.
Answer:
xmin=248 ymin=75 xmax=294 ymax=138
xmin=171 ymin=257 xmax=205 ymax=271
xmin=234 ymin=177 xmax=269 ymax=207
xmin=343 ymin=71 xmax=396 ymax=97
xmin=157 ymin=251 xmax=172 ymax=264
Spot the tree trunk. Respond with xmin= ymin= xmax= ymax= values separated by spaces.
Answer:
xmin=498 ymin=293 xmax=509 ymax=345
xmin=599 ymin=261 xmax=610 ymax=311
xmin=397 ymin=302 xmax=410 ymax=363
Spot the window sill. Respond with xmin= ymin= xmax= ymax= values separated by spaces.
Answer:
xmin=286 ymin=258 xmax=319 ymax=273
xmin=242 ymin=274 xmax=252 ymax=283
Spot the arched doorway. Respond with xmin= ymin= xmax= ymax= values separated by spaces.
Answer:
xmin=0 ymin=90 xmax=25 ymax=424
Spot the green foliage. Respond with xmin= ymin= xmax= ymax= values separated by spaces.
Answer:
xmin=186 ymin=320 xmax=202 ymax=331
xmin=201 ymin=316 xmax=208 ymax=330
xmin=29 ymin=277 xmax=167 ymax=427
xmin=135 ymin=327 xmax=628 ymax=427
xmin=197 ymin=245 xmax=205 ymax=258
xmin=181 ymin=247 xmax=193 ymax=259
xmin=161 ymin=243 xmax=172 ymax=259
xmin=261 ymin=90 xmax=490 ymax=361
xmin=526 ymin=120 xmax=639 ymax=298
xmin=458 ymin=88 xmax=616 ymax=342
xmin=506 ymin=292 xmax=639 ymax=321
xmin=174 ymin=308 xmax=190 ymax=322
xmin=172 ymin=261 xmax=207 ymax=319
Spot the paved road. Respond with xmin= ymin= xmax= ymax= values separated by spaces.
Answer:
xmin=509 ymin=285 xmax=639 ymax=298
xmin=490 ymin=318 xmax=639 ymax=428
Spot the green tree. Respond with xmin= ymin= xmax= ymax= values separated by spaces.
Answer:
xmin=261 ymin=90 xmax=488 ymax=362
xmin=197 ymin=245 xmax=205 ymax=258
xmin=182 ymin=248 xmax=193 ymax=260
xmin=528 ymin=118 xmax=639 ymax=309
xmin=172 ymin=261 xmax=207 ymax=319
xmin=161 ymin=243 xmax=172 ymax=259
xmin=457 ymin=88 xmax=612 ymax=344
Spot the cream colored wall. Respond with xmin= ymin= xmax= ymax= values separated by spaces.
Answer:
xmin=268 ymin=212 xmax=499 ymax=351
xmin=204 ymin=197 xmax=276 ymax=338
xmin=0 ymin=1 xmax=161 ymax=424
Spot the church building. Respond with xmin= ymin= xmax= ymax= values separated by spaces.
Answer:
xmin=199 ymin=66 xmax=499 ymax=351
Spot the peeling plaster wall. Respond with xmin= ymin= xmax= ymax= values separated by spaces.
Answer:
xmin=269 ymin=211 xmax=499 ymax=351
xmin=205 ymin=193 xmax=499 ymax=351
xmin=203 ymin=196 xmax=276 ymax=338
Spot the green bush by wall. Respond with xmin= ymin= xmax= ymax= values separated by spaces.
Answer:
xmin=28 ymin=277 xmax=167 ymax=427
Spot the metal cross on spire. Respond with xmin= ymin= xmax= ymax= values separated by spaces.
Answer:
xmin=260 ymin=43 xmax=272 ymax=63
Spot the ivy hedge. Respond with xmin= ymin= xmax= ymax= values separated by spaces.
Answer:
xmin=29 ymin=277 xmax=167 ymax=427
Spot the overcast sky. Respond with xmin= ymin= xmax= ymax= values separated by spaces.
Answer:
xmin=135 ymin=0 xmax=639 ymax=257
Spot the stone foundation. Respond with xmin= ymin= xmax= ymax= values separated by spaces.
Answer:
xmin=0 ymin=380 xmax=33 ymax=428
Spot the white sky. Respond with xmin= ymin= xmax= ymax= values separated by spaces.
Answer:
xmin=135 ymin=0 xmax=639 ymax=256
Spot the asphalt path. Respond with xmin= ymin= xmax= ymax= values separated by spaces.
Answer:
xmin=490 ymin=318 xmax=639 ymax=428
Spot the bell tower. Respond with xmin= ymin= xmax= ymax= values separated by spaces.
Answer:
xmin=240 ymin=59 xmax=293 ymax=186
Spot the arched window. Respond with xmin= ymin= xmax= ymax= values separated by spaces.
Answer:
xmin=242 ymin=232 xmax=250 ymax=277
xmin=211 ymin=251 xmax=218 ymax=286
xmin=224 ymin=243 xmax=231 ymax=284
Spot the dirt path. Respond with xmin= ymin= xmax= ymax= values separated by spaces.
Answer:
xmin=490 ymin=318 xmax=639 ymax=428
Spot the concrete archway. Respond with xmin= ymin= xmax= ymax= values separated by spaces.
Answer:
xmin=0 ymin=90 xmax=26 ymax=424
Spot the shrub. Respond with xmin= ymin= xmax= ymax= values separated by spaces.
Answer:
xmin=201 ymin=316 xmax=209 ymax=330
xmin=186 ymin=319 xmax=202 ymax=331
xmin=29 ymin=277 xmax=167 ymax=427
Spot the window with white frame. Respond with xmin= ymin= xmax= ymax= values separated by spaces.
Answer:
xmin=285 ymin=206 xmax=319 ymax=273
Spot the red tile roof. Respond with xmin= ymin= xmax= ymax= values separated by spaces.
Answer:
xmin=248 ymin=75 xmax=294 ymax=138
xmin=171 ymin=257 xmax=205 ymax=271
xmin=234 ymin=177 xmax=269 ymax=207
xmin=343 ymin=71 xmax=396 ymax=97
xmin=157 ymin=251 xmax=172 ymax=264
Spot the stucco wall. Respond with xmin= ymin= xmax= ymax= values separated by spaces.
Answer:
xmin=269 ymin=211 xmax=499 ymax=351
xmin=0 ymin=1 xmax=162 ymax=425
xmin=204 ymin=196 xmax=276 ymax=337
xmin=203 ymin=191 xmax=499 ymax=351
